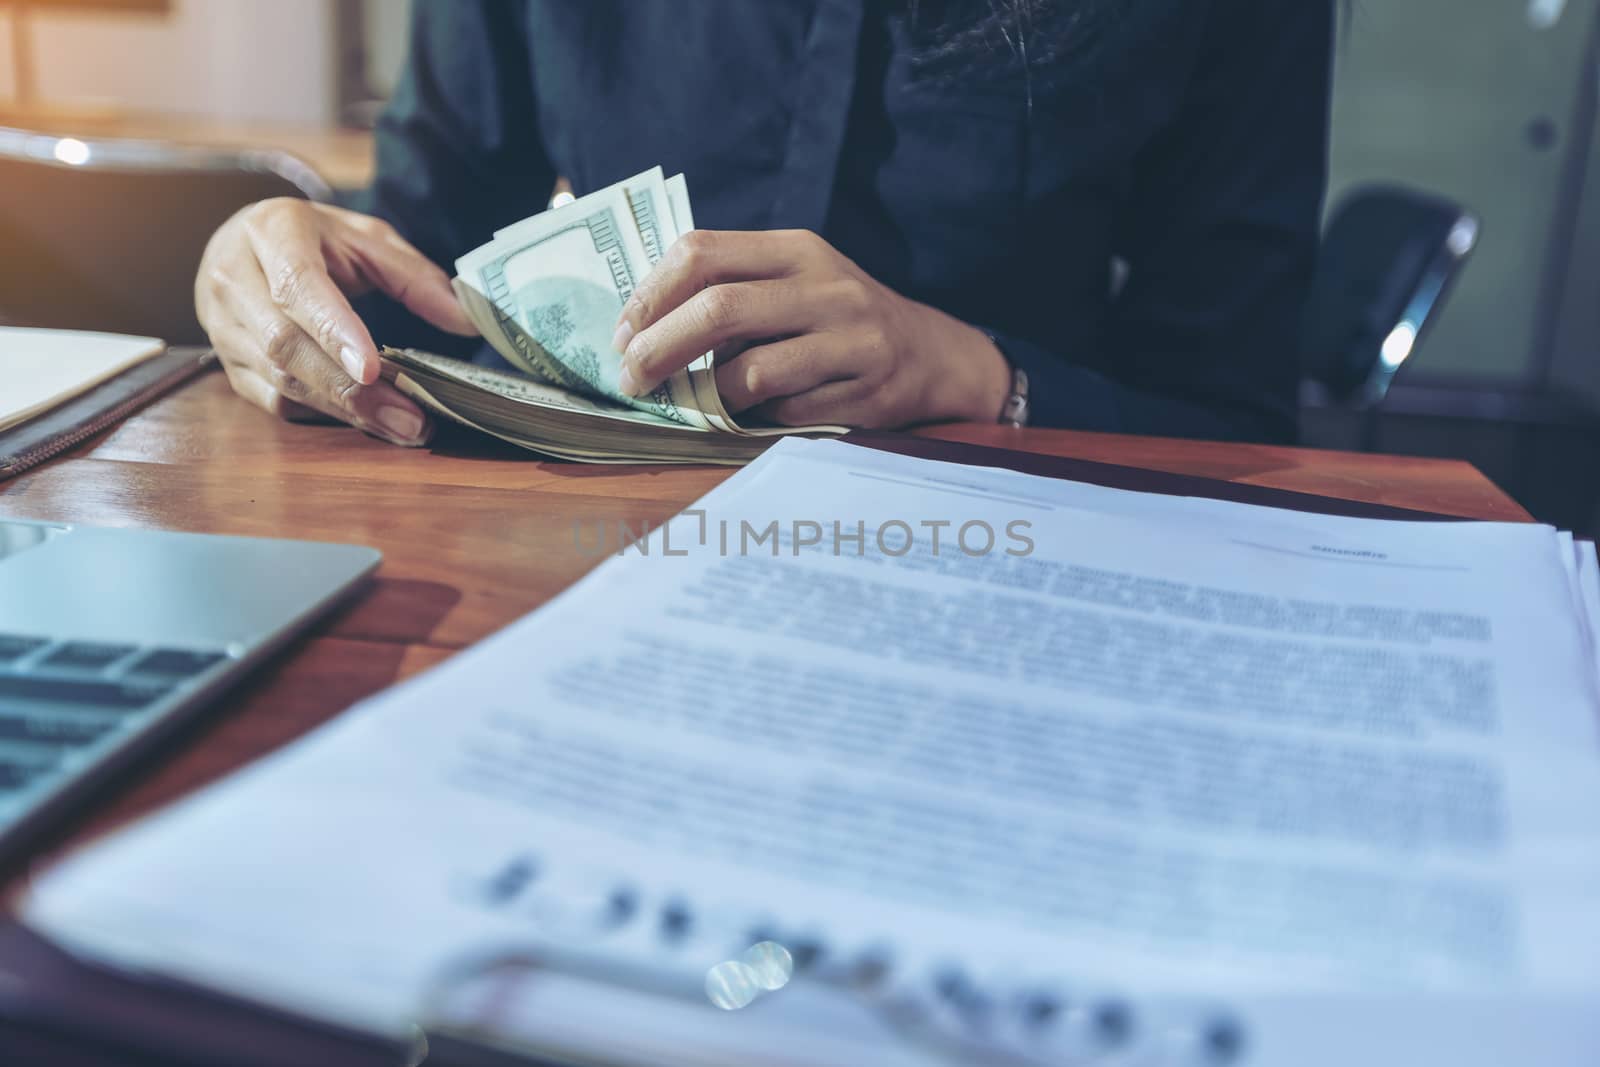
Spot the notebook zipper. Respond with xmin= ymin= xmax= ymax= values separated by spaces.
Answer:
xmin=0 ymin=351 xmax=216 ymax=478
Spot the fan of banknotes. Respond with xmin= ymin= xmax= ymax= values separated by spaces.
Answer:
xmin=381 ymin=167 xmax=844 ymax=464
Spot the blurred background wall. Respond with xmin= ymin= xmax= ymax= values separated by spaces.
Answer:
xmin=1330 ymin=0 xmax=1600 ymax=404
xmin=1315 ymin=0 xmax=1600 ymax=534
xmin=0 ymin=0 xmax=336 ymax=124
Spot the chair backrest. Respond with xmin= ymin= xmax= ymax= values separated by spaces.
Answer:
xmin=1301 ymin=183 xmax=1479 ymax=406
xmin=0 ymin=127 xmax=333 ymax=346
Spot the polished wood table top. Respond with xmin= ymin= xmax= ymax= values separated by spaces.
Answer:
xmin=0 ymin=370 xmax=1529 ymax=883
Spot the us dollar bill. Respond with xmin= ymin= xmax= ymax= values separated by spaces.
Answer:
xmin=455 ymin=172 xmax=711 ymax=429
xmin=384 ymin=345 xmax=701 ymax=428
xmin=623 ymin=170 xmax=738 ymax=433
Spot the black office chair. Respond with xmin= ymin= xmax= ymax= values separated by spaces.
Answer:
xmin=1300 ymin=183 xmax=1479 ymax=411
xmin=0 ymin=127 xmax=333 ymax=346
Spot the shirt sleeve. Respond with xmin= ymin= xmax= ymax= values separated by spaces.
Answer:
xmin=1005 ymin=0 xmax=1332 ymax=442
xmin=345 ymin=0 xmax=556 ymax=356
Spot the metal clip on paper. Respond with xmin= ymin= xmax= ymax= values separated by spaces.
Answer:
xmin=412 ymin=886 xmax=1249 ymax=1067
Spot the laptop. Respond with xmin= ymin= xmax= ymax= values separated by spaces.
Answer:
xmin=0 ymin=517 xmax=379 ymax=860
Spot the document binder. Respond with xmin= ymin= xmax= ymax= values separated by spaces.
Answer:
xmin=0 ymin=432 xmax=1477 ymax=1067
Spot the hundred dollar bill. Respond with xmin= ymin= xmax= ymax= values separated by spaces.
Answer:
xmin=484 ymin=167 xmax=737 ymax=433
xmin=638 ymin=171 xmax=840 ymax=439
xmin=384 ymin=345 xmax=694 ymax=428
xmin=455 ymin=173 xmax=711 ymax=429
xmin=453 ymin=167 xmax=846 ymax=440
xmin=383 ymin=346 xmax=770 ymax=466
xmin=623 ymin=170 xmax=739 ymax=434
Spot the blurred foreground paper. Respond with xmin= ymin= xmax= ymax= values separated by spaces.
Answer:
xmin=22 ymin=439 xmax=1600 ymax=1065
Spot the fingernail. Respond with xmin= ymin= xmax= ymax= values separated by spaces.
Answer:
xmin=340 ymin=345 xmax=368 ymax=382
xmin=376 ymin=404 xmax=425 ymax=443
xmin=617 ymin=362 xmax=642 ymax=397
xmin=610 ymin=319 xmax=635 ymax=356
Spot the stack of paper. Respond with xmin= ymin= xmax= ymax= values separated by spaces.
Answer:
xmin=21 ymin=440 xmax=1600 ymax=1066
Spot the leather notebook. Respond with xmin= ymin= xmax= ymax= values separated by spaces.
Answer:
xmin=0 ymin=346 xmax=215 ymax=481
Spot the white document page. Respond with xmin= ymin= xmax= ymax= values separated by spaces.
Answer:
xmin=0 ymin=327 xmax=164 ymax=431
xmin=1577 ymin=541 xmax=1600 ymax=700
xmin=24 ymin=439 xmax=1600 ymax=1054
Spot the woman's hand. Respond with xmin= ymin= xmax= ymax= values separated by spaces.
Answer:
xmin=195 ymin=198 xmax=478 ymax=446
xmin=611 ymin=230 xmax=1011 ymax=428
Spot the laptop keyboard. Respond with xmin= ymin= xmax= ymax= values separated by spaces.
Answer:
xmin=0 ymin=674 xmax=174 ymax=710
xmin=0 ymin=635 xmax=49 ymax=664
xmin=0 ymin=633 xmax=231 ymax=811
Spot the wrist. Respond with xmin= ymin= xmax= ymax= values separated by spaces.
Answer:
xmin=920 ymin=311 xmax=1014 ymax=424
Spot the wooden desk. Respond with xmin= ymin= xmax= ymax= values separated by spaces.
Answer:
xmin=0 ymin=370 xmax=1529 ymax=881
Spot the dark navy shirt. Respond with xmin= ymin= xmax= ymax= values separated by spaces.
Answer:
xmin=356 ymin=0 xmax=1332 ymax=440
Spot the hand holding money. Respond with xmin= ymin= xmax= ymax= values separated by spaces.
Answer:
xmin=197 ymin=197 xmax=476 ymax=446
xmin=453 ymin=166 xmax=1010 ymax=431
xmin=452 ymin=167 xmax=727 ymax=430
xmin=611 ymin=227 xmax=1013 ymax=429
xmin=201 ymin=165 xmax=1009 ymax=451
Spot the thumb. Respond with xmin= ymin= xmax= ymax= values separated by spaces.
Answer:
xmin=336 ymin=221 xmax=480 ymax=338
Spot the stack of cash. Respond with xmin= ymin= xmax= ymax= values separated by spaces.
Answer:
xmin=383 ymin=167 xmax=843 ymax=464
